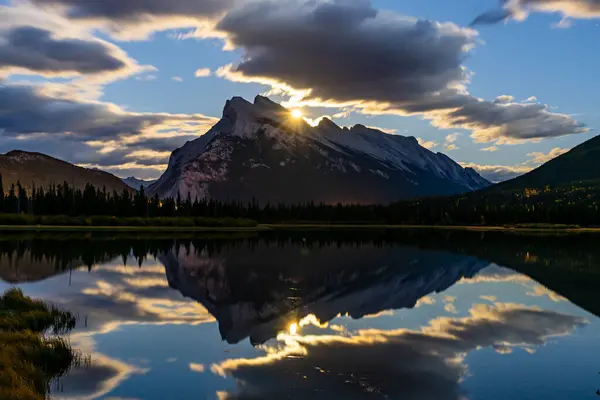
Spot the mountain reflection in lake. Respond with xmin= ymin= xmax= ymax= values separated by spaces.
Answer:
xmin=0 ymin=230 xmax=598 ymax=400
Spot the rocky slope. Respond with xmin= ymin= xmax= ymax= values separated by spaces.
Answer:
xmin=149 ymin=96 xmax=489 ymax=204
xmin=0 ymin=150 xmax=131 ymax=193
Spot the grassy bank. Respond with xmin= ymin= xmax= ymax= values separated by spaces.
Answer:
xmin=0 ymin=214 xmax=258 ymax=228
xmin=0 ymin=289 xmax=79 ymax=400
xmin=1 ymin=222 xmax=598 ymax=233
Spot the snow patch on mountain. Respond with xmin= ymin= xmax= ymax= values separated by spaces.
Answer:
xmin=122 ymin=177 xmax=157 ymax=190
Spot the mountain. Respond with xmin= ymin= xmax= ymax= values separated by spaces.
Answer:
xmin=494 ymin=135 xmax=600 ymax=191
xmin=0 ymin=150 xmax=131 ymax=193
xmin=122 ymin=177 xmax=157 ymax=190
xmin=148 ymin=96 xmax=489 ymax=203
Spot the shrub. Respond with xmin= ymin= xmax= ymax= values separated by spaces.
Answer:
xmin=0 ymin=289 xmax=79 ymax=400
xmin=0 ymin=214 xmax=259 ymax=228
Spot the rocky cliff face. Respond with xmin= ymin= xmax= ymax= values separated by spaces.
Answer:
xmin=149 ymin=96 xmax=489 ymax=204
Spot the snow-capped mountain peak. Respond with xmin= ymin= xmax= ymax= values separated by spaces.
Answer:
xmin=122 ymin=177 xmax=157 ymax=190
xmin=148 ymin=96 xmax=490 ymax=202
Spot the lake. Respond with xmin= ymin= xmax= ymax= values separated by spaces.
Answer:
xmin=1 ymin=229 xmax=599 ymax=400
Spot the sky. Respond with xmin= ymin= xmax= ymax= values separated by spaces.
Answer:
xmin=0 ymin=0 xmax=598 ymax=182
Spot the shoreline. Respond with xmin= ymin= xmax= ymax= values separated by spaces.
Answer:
xmin=0 ymin=224 xmax=599 ymax=232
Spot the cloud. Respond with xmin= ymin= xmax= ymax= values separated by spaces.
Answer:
xmin=459 ymin=162 xmax=533 ymax=182
xmin=365 ymin=125 xmax=398 ymax=135
xmin=0 ymin=26 xmax=138 ymax=79
xmin=0 ymin=82 xmax=217 ymax=177
xmin=526 ymin=147 xmax=570 ymax=164
xmin=445 ymin=133 xmax=460 ymax=144
xmin=189 ymin=363 xmax=206 ymax=373
xmin=470 ymin=7 xmax=515 ymax=26
xmin=58 ymin=352 xmax=147 ymax=400
xmin=472 ymin=0 xmax=600 ymax=26
xmin=444 ymin=133 xmax=460 ymax=151
xmin=495 ymin=95 xmax=514 ymax=104
xmin=0 ymin=7 xmax=150 ymax=83
xmin=527 ymin=285 xmax=567 ymax=302
xmin=135 ymin=74 xmax=157 ymax=81
xmin=481 ymin=146 xmax=499 ymax=152
xmin=172 ymin=76 xmax=183 ymax=82
xmin=194 ymin=68 xmax=212 ymax=78
xmin=30 ymin=0 xmax=237 ymax=40
xmin=214 ymin=0 xmax=585 ymax=143
xmin=214 ymin=302 xmax=587 ymax=399
xmin=417 ymin=138 xmax=439 ymax=149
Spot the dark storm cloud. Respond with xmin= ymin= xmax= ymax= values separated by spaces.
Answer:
xmin=130 ymin=135 xmax=203 ymax=153
xmin=218 ymin=0 xmax=470 ymax=108
xmin=216 ymin=0 xmax=585 ymax=142
xmin=29 ymin=0 xmax=237 ymax=39
xmin=0 ymin=82 xmax=216 ymax=178
xmin=31 ymin=0 xmax=234 ymax=21
xmin=0 ymin=26 xmax=132 ymax=76
xmin=216 ymin=303 xmax=587 ymax=399
xmin=470 ymin=8 xmax=514 ymax=26
xmin=0 ymin=83 xmax=159 ymax=139
xmin=0 ymin=83 xmax=214 ymax=141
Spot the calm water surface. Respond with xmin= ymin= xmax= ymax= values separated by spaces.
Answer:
xmin=1 ymin=230 xmax=599 ymax=399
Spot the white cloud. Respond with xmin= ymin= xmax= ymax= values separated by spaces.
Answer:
xmin=459 ymin=162 xmax=533 ymax=183
xmin=172 ymin=76 xmax=184 ymax=82
xmin=194 ymin=68 xmax=212 ymax=78
xmin=495 ymin=95 xmax=514 ymax=104
xmin=417 ymin=138 xmax=439 ymax=150
xmin=445 ymin=133 xmax=461 ymax=143
xmin=365 ymin=126 xmax=398 ymax=135
xmin=135 ymin=74 xmax=157 ymax=81
xmin=189 ymin=363 xmax=206 ymax=373
xmin=527 ymin=147 xmax=570 ymax=164
xmin=444 ymin=133 xmax=461 ymax=151
xmin=481 ymin=146 xmax=499 ymax=152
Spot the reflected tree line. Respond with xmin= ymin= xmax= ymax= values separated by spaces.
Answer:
xmin=2 ymin=229 xmax=600 ymax=271
xmin=1 ymin=230 xmax=599 ymax=317
xmin=1 ymin=174 xmax=600 ymax=225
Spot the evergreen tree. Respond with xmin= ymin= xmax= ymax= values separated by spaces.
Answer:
xmin=7 ymin=184 xmax=17 ymax=214
xmin=0 ymin=173 xmax=4 ymax=213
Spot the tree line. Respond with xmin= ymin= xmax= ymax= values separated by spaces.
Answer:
xmin=1 ymin=173 xmax=599 ymax=226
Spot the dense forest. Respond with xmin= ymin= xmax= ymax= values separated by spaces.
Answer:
xmin=0 ymin=173 xmax=599 ymax=226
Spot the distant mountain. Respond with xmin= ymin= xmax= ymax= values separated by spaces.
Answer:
xmin=494 ymin=135 xmax=600 ymax=191
xmin=122 ymin=177 xmax=157 ymax=190
xmin=0 ymin=150 xmax=131 ymax=193
xmin=148 ymin=96 xmax=489 ymax=204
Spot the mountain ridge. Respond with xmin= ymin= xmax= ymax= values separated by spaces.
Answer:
xmin=492 ymin=134 xmax=600 ymax=191
xmin=0 ymin=150 xmax=132 ymax=193
xmin=148 ymin=96 xmax=490 ymax=203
